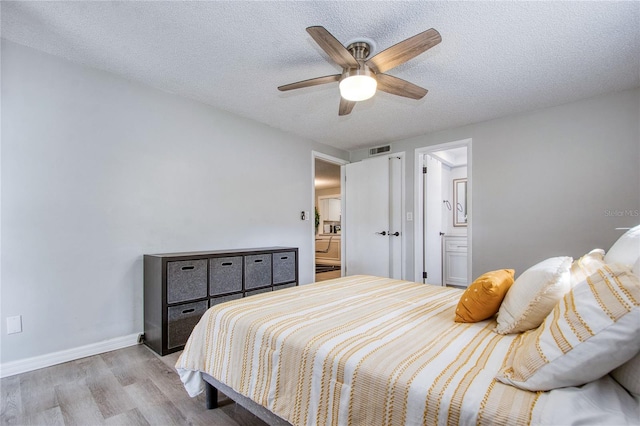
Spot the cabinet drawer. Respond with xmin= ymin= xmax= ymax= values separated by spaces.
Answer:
xmin=167 ymin=300 xmax=208 ymax=349
xmin=167 ymin=260 xmax=208 ymax=304
xmin=445 ymin=241 xmax=468 ymax=252
xmin=246 ymin=286 xmax=272 ymax=297
xmin=273 ymin=251 xmax=296 ymax=284
xmin=209 ymin=256 xmax=243 ymax=296
xmin=209 ymin=292 xmax=242 ymax=308
xmin=245 ymin=254 xmax=272 ymax=289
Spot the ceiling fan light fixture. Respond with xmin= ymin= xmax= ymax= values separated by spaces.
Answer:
xmin=279 ymin=26 xmax=441 ymax=115
xmin=339 ymin=67 xmax=377 ymax=102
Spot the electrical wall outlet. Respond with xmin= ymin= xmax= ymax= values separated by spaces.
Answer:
xmin=7 ymin=315 xmax=22 ymax=334
xmin=301 ymin=211 xmax=310 ymax=220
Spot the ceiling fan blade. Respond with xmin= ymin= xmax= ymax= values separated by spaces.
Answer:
xmin=339 ymin=97 xmax=356 ymax=116
xmin=306 ymin=26 xmax=359 ymax=69
xmin=376 ymin=74 xmax=428 ymax=100
xmin=366 ymin=28 xmax=441 ymax=74
xmin=278 ymin=74 xmax=341 ymax=91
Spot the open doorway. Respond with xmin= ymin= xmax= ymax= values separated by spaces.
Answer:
xmin=312 ymin=152 xmax=348 ymax=282
xmin=414 ymin=139 xmax=472 ymax=287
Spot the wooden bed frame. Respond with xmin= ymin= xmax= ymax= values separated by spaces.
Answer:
xmin=202 ymin=373 xmax=291 ymax=425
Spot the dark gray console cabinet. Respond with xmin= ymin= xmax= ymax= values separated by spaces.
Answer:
xmin=143 ymin=247 xmax=298 ymax=355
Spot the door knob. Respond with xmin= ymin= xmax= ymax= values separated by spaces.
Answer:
xmin=389 ymin=231 xmax=400 ymax=237
xmin=375 ymin=231 xmax=387 ymax=236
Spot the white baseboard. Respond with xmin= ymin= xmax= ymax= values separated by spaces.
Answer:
xmin=0 ymin=332 xmax=141 ymax=378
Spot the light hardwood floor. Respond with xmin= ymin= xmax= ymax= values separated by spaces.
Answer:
xmin=0 ymin=344 xmax=268 ymax=426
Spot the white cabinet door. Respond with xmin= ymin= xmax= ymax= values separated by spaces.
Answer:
xmin=319 ymin=198 xmax=341 ymax=222
xmin=327 ymin=199 xmax=341 ymax=221
xmin=443 ymin=236 xmax=468 ymax=286
xmin=344 ymin=155 xmax=402 ymax=279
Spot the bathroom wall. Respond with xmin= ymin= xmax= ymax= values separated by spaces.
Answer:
xmin=443 ymin=166 xmax=468 ymax=235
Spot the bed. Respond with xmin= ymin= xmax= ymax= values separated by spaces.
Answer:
xmin=176 ymin=227 xmax=640 ymax=425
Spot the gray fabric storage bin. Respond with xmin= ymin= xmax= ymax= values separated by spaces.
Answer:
xmin=209 ymin=292 xmax=243 ymax=308
xmin=272 ymin=251 xmax=296 ymax=284
xmin=245 ymin=286 xmax=272 ymax=297
xmin=167 ymin=259 xmax=208 ymax=304
xmin=144 ymin=247 xmax=297 ymax=356
xmin=209 ymin=256 xmax=243 ymax=296
xmin=274 ymin=282 xmax=297 ymax=291
xmin=167 ymin=300 xmax=208 ymax=349
xmin=244 ymin=254 xmax=272 ymax=289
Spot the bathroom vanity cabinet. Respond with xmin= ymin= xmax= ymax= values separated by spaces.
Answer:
xmin=443 ymin=236 xmax=468 ymax=287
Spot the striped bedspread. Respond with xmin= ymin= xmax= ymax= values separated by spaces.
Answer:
xmin=176 ymin=275 xmax=541 ymax=425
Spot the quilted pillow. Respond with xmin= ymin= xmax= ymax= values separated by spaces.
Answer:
xmin=570 ymin=249 xmax=605 ymax=288
xmin=604 ymin=224 xmax=640 ymax=267
xmin=496 ymin=264 xmax=640 ymax=391
xmin=454 ymin=269 xmax=515 ymax=323
xmin=495 ymin=257 xmax=572 ymax=334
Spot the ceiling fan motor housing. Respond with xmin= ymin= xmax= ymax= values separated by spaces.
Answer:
xmin=340 ymin=65 xmax=377 ymax=84
xmin=346 ymin=41 xmax=371 ymax=60
xmin=343 ymin=41 xmax=376 ymax=75
xmin=339 ymin=41 xmax=378 ymax=102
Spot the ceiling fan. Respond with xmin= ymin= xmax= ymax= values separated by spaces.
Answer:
xmin=278 ymin=26 xmax=441 ymax=116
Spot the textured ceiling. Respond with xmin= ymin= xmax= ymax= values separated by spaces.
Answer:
xmin=2 ymin=1 xmax=639 ymax=151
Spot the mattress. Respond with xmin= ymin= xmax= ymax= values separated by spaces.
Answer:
xmin=176 ymin=275 xmax=639 ymax=425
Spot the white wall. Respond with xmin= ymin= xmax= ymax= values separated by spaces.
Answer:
xmin=0 ymin=41 xmax=348 ymax=364
xmin=351 ymin=88 xmax=640 ymax=280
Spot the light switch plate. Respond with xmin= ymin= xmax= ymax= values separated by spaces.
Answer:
xmin=7 ymin=315 xmax=22 ymax=334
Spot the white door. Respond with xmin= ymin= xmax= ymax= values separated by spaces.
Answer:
xmin=388 ymin=156 xmax=403 ymax=278
xmin=424 ymin=155 xmax=443 ymax=284
xmin=344 ymin=155 xmax=403 ymax=278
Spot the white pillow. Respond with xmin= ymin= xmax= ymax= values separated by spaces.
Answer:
xmin=570 ymin=249 xmax=605 ymax=288
xmin=611 ymin=351 xmax=640 ymax=397
xmin=604 ymin=224 xmax=640 ymax=267
xmin=497 ymin=264 xmax=640 ymax=391
xmin=495 ymin=256 xmax=572 ymax=334
xmin=633 ymin=256 xmax=640 ymax=278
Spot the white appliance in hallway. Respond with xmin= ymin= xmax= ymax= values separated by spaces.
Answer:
xmin=344 ymin=154 xmax=403 ymax=279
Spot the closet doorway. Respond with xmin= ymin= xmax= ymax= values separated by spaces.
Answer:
xmin=312 ymin=152 xmax=348 ymax=282
xmin=414 ymin=140 xmax=472 ymax=287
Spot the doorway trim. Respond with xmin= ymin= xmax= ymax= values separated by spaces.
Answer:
xmin=311 ymin=151 xmax=349 ymax=282
xmin=413 ymin=139 xmax=472 ymax=284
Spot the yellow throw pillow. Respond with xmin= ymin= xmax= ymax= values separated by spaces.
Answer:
xmin=454 ymin=269 xmax=515 ymax=323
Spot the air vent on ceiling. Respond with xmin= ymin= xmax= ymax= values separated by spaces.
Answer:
xmin=369 ymin=144 xmax=391 ymax=157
